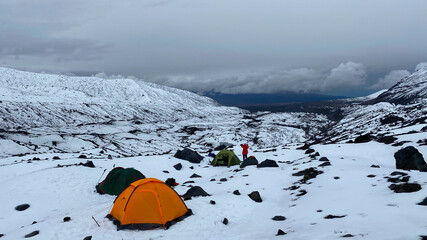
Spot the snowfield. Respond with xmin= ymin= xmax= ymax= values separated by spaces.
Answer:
xmin=0 ymin=67 xmax=426 ymax=239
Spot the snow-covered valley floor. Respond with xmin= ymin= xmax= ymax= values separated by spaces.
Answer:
xmin=1 ymin=125 xmax=426 ymax=240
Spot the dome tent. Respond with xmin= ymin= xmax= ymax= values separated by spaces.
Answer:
xmin=108 ymin=178 xmax=192 ymax=230
xmin=210 ymin=149 xmax=241 ymax=167
xmin=96 ymin=167 xmax=145 ymax=195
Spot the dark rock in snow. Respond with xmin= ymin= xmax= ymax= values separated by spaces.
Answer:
xmin=334 ymin=176 xmax=340 ymax=180
xmin=0 ymin=233 xmax=4 ymax=237
xmin=257 ymin=159 xmax=279 ymax=168
xmin=354 ymin=133 xmax=373 ymax=143
xmin=210 ymin=200 xmax=216 ymax=205
xmin=63 ymin=216 xmax=71 ymax=222
xmin=220 ymin=178 xmax=227 ymax=182
xmin=297 ymin=144 xmax=310 ymax=150
xmin=83 ymin=236 xmax=92 ymax=240
xmin=377 ymin=136 xmax=397 ymax=144
xmin=174 ymin=148 xmax=203 ymax=164
xmin=189 ymin=166 xmax=194 ymax=169
xmin=52 ymin=156 xmax=61 ymax=160
xmin=394 ymin=146 xmax=427 ymax=171
xmin=248 ymin=191 xmax=262 ymax=202
xmin=380 ymin=115 xmax=404 ymax=125
xmin=240 ymin=156 xmax=258 ymax=168
xmin=24 ymin=231 xmax=39 ymax=238
xmin=182 ymin=186 xmax=210 ymax=199
xmin=166 ymin=178 xmax=178 ymax=187
xmin=222 ymin=218 xmax=229 ymax=225
xmin=292 ymin=167 xmax=323 ymax=183
xmin=163 ymin=170 xmax=169 ymax=173
xmin=81 ymin=160 xmax=95 ymax=168
xmin=390 ymin=171 xmax=408 ymax=176
xmin=190 ymin=173 xmax=202 ymax=178
xmin=420 ymin=236 xmax=427 ymax=240
xmin=210 ymin=178 xmax=215 ymax=181
xmin=233 ymin=190 xmax=241 ymax=195
xmin=272 ymin=216 xmax=286 ymax=221
xmin=276 ymin=229 xmax=287 ymax=236
xmin=78 ymin=154 xmax=87 ymax=159
xmin=319 ymin=162 xmax=331 ymax=167
xmin=314 ymin=152 xmax=320 ymax=156
xmin=173 ymin=163 xmax=183 ymax=170
xmin=389 ymin=183 xmax=422 ymax=193
xmin=319 ymin=157 xmax=329 ymax=162
xmin=417 ymin=197 xmax=427 ymax=206
xmin=305 ymin=149 xmax=315 ymax=154
xmin=324 ymin=214 xmax=346 ymax=219
xmin=15 ymin=204 xmax=30 ymax=211
xmin=341 ymin=234 xmax=355 ymax=238
xmin=182 ymin=180 xmax=195 ymax=184
xmin=371 ymin=165 xmax=380 ymax=168
xmin=367 ymin=174 xmax=376 ymax=178
xmin=296 ymin=189 xmax=307 ymax=196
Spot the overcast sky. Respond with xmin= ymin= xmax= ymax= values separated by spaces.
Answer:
xmin=1 ymin=0 xmax=426 ymax=96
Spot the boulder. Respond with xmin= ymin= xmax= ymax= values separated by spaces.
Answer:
xmin=305 ymin=149 xmax=315 ymax=154
xmin=276 ymin=229 xmax=287 ymax=236
xmin=257 ymin=159 xmax=279 ymax=168
xmin=182 ymin=186 xmax=210 ymax=199
xmin=63 ymin=216 xmax=71 ymax=222
xmin=248 ymin=191 xmax=262 ymax=202
xmin=377 ymin=136 xmax=397 ymax=144
xmin=78 ymin=154 xmax=87 ymax=159
xmin=417 ymin=197 xmax=427 ymax=206
xmin=222 ymin=218 xmax=229 ymax=225
xmin=319 ymin=162 xmax=331 ymax=167
xmin=319 ymin=157 xmax=329 ymax=162
xmin=174 ymin=148 xmax=203 ymax=164
xmin=394 ymin=146 xmax=427 ymax=171
xmin=272 ymin=216 xmax=286 ymax=221
xmin=240 ymin=156 xmax=258 ymax=168
xmin=354 ymin=133 xmax=373 ymax=143
xmin=324 ymin=214 xmax=346 ymax=219
xmin=80 ymin=161 xmax=95 ymax=168
xmin=233 ymin=190 xmax=241 ymax=195
xmin=210 ymin=200 xmax=216 ymax=205
xmin=15 ymin=204 xmax=30 ymax=211
xmin=173 ymin=163 xmax=183 ymax=170
xmin=190 ymin=173 xmax=202 ymax=178
xmin=389 ymin=183 xmax=422 ymax=193
xmin=83 ymin=236 xmax=92 ymax=240
xmin=24 ymin=231 xmax=39 ymax=238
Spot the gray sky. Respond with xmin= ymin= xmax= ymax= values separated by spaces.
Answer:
xmin=1 ymin=0 xmax=427 ymax=96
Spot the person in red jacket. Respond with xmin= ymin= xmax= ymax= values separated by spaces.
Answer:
xmin=240 ymin=143 xmax=249 ymax=160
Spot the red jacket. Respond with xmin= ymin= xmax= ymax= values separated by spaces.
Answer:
xmin=240 ymin=144 xmax=249 ymax=155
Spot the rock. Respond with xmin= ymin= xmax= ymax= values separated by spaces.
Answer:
xmin=165 ymin=178 xmax=177 ymax=187
xmin=305 ymin=149 xmax=315 ymax=154
xmin=210 ymin=178 xmax=215 ymax=181
xmin=182 ymin=180 xmax=195 ymax=184
xmin=316 ymin=209 xmax=323 ymax=212
xmin=389 ymin=183 xmax=422 ymax=193
xmin=190 ymin=173 xmax=202 ymax=178
xmin=371 ymin=165 xmax=380 ymax=168
xmin=63 ymin=216 xmax=71 ymax=222
xmin=334 ymin=176 xmax=340 ymax=179
xmin=210 ymin=200 xmax=216 ymax=205
xmin=390 ymin=171 xmax=408 ymax=176
xmin=319 ymin=162 xmax=331 ymax=167
xmin=220 ymin=178 xmax=227 ymax=182
xmin=189 ymin=166 xmax=194 ymax=169
xmin=222 ymin=218 xmax=228 ymax=225
xmin=341 ymin=234 xmax=355 ymax=238
xmin=32 ymin=221 xmax=37 ymax=224
xmin=377 ymin=136 xmax=397 ymax=144
xmin=394 ymin=146 xmax=427 ymax=171
xmin=78 ymin=154 xmax=87 ymax=159
xmin=297 ymin=144 xmax=310 ymax=150
xmin=248 ymin=191 xmax=262 ymax=202
xmin=354 ymin=133 xmax=373 ymax=143
xmin=173 ymin=163 xmax=183 ymax=170
xmin=272 ymin=216 xmax=286 ymax=221
xmin=163 ymin=170 xmax=169 ymax=173
xmin=324 ymin=214 xmax=346 ymax=219
xmin=319 ymin=157 xmax=329 ymax=162
xmin=417 ymin=197 xmax=427 ymax=206
xmin=314 ymin=152 xmax=320 ymax=156
xmin=24 ymin=231 xmax=39 ymax=238
xmin=296 ymin=190 xmax=307 ymax=196
xmin=292 ymin=167 xmax=323 ymax=183
xmin=15 ymin=204 xmax=30 ymax=211
xmin=182 ymin=186 xmax=210 ymax=199
xmin=233 ymin=190 xmax=241 ymax=195
xmin=240 ymin=156 xmax=258 ymax=168
xmin=174 ymin=148 xmax=204 ymax=164
xmin=83 ymin=236 xmax=92 ymax=240
xmin=367 ymin=174 xmax=376 ymax=178
xmin=0 ymin=233 xmax=4 ymax=237
xmin=276 ymin=229 xmax=287 ymax=236
xmin=380 ymin=115 xmax=404 ymax=125
xmin=257 ymin=159 xmax=279 ymax=168
xmin=81 ymin=160 xmax=95 ymax=168
xmin=52 ymin=156 xmax=61 ymax=160
xmin=420 ymin=236 xmax=427 ymax=240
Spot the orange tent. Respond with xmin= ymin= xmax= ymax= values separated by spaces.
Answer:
xmin=108 ymin=178 xmax=192 ymax=230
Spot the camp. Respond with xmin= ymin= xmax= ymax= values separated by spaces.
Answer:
xmin=108 ymin=178 xmax=192 ymax=230
xmin=96 ymin=167 xmax=145 ymax=195
xmin=210 ymin=149 xmax=241 ymax=167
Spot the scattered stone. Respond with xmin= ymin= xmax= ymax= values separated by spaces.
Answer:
xmin=319 ymin=162 xmax=331 ymax=167
xmin=248 ymin=191 xmax=262 ymax=202
xmin=0 ymin=233 xmax=4 ymax=237
xmin=78 ymin=154 xmax=87 ymax=159
xmin=377 ymin=136 xmax=397 ymax=144
xmin=32 ymin=157 xmax=40 ymax=160
xmin=296 ymin=190 xmax=307 ymax=197
xmin=52 ymin=156 xmax=61 ymax=160
xmin=297 ymin=144 xmax=310 ymax=150
xmin=233 ymin=190 xmax=241 ymax=195
xmin=63 ymin=216 xmax=71 ymax=222
xmin=240 ymin=156 xmax=258 ymax=168
xmin=166 ymin=178 xmax=178 ymax=187
xmin=417 ymin=197 xmax=427 ymax=206
xmin=182 ymin=186 xmax=210 ymax=200
xmin=341 ymin=234 xmax=355 ymax=238
xmin=257 ymin=159 xmax=279 ymax=168
xmin=334 ymin=176 xmax=340 ymax=180
xmin=190 ymin=173 xmax=202 ymax=178
xmin=389 ymin=183 xmax=422 ymax=193
xmin=173 ymin=163 xmax=183 ymax=170
xmin=319 ymin=157 xmax=329 ymax=162
xmin=392 ymin=141 xmax=411 ymax=147
xmin=32 ymin=221 xmax=37 ymax=224
xmin=394 ymin=146 xmax=427 ymax=171
xmin=354 ymin=133 xmax=373 ymax=143
xmin=15 ymin=204 xmax=30 ymax=211
xmin=272 ymin=216 xmax=286 ymax=221
xmin=292 ymin=167 xmax=323 ymax=183
xmin=380 ymin=115 xmax=404 ymax=125
xmin=317 ymin=209 xmax=323 ymax=212
xmin=314 ymin=152 xmax=320 ymax=156
xmin=83 ymin=236 xmax=92 ymax=240
xmin=276 ymin=229 xmax=287 ymax=236
xmin=210 ymin=178 xmax=215 ymax=181
xmin=189 ymin=166 xmax=194 ymax=169
xmin=367 ymin=174 xmax=376 ymax=178
xmin=174 ymin=148 xmax=203 ymax=163
xmin=284 ymin=185 xmax=300 ymax=190
xmin=220 ymin=178 xmax=227 ymax=182
xmin=163 ymin=170 xmax=169 ymax=173
xmin=80 ymin=160 xmax=95 ymax=168
xmin=390 ymin=171 xmax=408 ymax=176
xmin=420 ymin=236 xmax=427 ymax=240
xmin=371 ymin=165 xmax=380 ymax=168
xmin=222 ymin=218 xmax=228 ymax=225
xmin=210 ymin=200 xmax=216 ymax=205
xmin=305 ymin=149 xmax=315 ymax=154
xmin=182 ymin=180 xmax=195 ymax=184
xmin=24 ymin=231 xmax=39 ymax=238
xmin=324 ymin=214 xmax=346 ymax=219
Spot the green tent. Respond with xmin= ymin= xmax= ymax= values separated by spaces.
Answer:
xmin=96 ymin=167 xmax=145 ymax=195
xmin=211 ymin=149 xmax=241 ymax=167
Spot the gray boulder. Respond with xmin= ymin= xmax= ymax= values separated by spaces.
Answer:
xmin=394 ymin=146 xmax=427 ymax=171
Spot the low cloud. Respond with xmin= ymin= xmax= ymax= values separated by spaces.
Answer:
xmin=370 ymin=70 xmax=410 ymax=90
